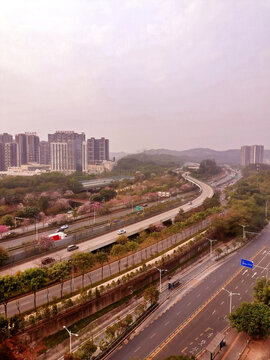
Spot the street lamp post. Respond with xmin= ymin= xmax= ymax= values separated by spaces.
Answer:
xmin=154 ymin=266 xmax=167 ymax=293
xmin=222 ymin=288 xmax=240 ymax=314
xmin=239 ymin=224 xmax=247 ymax=240
xmin=206 ymin=238 xmax=217 ymax=257
xmin=34 ymin=215 xmax=39 ymax=242
xmin=63 ymin=325 xmax=79 ymax=353
xmin=132 ymin=200 xmax=134 ymax=212
xmin=93 ymin=208 xmax=96 ymax=224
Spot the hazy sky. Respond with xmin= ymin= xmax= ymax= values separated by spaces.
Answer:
xmin=1 ymin=0 xmax=270 ymax=152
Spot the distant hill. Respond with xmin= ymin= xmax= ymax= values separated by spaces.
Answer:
xmin=143 ymin=148 xmax=241 ymax=165
xmin=110 ymin=152 xmax=129 ymax=161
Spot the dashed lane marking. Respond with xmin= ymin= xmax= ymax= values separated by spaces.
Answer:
xmin=146 ymin=246 xmax=265 ymax=360
xmin=181 ymin=346 xmax=188 ymax=353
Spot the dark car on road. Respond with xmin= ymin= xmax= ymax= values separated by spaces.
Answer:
xmin=41 ymin=257 xmax=55 ymax=265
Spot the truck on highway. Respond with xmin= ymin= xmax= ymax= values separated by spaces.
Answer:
xmin=48 ymin=232 xmax=67 ymax=241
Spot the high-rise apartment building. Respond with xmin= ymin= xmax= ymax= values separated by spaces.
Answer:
xmin=0 ymin=133 xmax=13 ymax=144
xmin=25 ymin=132 xmax=40 ymax=163
xmin=5 ymin=142 xmax=19 ymax=168
xmin=241 ymin=146 xmax=251 ymax=167
xmin=50 ymin=142 xmax=77 ymax=172
xmin=0 ymin=143 xmax=5 ymax=170
xmin=250 ymin=145 xmax=264 ymax=164
xmin=87 ymin=137 xmax=109 ymax=164
xmin=15 ymin=133 xmax=27 ymax=165
xmin=48 ymin=131 xmax=85 ymax=171
xmin=40 ymin=141 xmax=50 ymax=165
xmin=241 ymin=145 xmax=264 ymax=166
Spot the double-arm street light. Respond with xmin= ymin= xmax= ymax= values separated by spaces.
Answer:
xmin=63 ymin=325 xmax=79 ymax=353
xmin=206 ymin=238 xmax=217 ymax=257
xmin=154 ymin=266 xmax=167 ymax=293
xmin=222 ymin=288 xmax=240 ymax=314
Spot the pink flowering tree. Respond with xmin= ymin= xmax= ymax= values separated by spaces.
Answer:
xmin=38 ymin=236 xmax=54 ymax=251
xmin=55 ymin=198 xmax=70 ymax=211
xmin=64 ymin=190 xmax=74 ymax=197
xmin=0 ymin=225 xmax=9 ymax=238
xmin=78 ymin=201 xmax=92 ymax=215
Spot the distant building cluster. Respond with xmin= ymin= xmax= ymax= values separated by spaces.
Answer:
xmin=241 ymin=145 xmax=264 ymax=167
xmin=0 ymin=131 xmax=113 ymax=175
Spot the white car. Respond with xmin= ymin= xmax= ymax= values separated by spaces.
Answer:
xmin=117 ymin=229 xmax=126 ymax=235
xmin=188 ymin=201 xmax=192 ymax=205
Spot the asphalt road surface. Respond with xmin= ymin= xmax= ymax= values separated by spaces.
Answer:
xmin=0 ymin=175 xmax=213 ymax=276
xmin=107 ymin=224 xmax=270 ymax=360
xmin=0 ymin=220 xmax=209 ymax=317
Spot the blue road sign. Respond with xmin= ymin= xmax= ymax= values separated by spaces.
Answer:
xmin=241 ymin=258 xmax=253 ymax=269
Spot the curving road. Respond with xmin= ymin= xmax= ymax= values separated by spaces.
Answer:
xmin=0 ymin=175 xmax=213 ymax=276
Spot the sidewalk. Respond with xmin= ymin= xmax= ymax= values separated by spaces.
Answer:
xmin=199 ymin=327 xmax=270 ymax=360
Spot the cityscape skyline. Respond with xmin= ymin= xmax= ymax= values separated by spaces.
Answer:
xmin=0 ymin=130 xmax=110 ymax=174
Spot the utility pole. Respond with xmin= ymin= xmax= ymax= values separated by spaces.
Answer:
xmin=266 ymin=200 xmax=268 ymax=220
xmin=206 ymin=238 xmax=217 ymax=257
xmin=222 ymin=288 xmax=240 ymax=314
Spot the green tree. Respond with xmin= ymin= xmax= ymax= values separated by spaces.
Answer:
xmin=38 ymin=196 xmax=50 ymax=213
xmin=254 ymin=277 xmax=270 ymax=306
xmin=0 ymin=315 xmax=8 ymax=342
xmin=48 ymin=261 xmax=71 ymax=298
xmin=72 ymin=252 xmax=95 ymax=288
xmin=95 ymin=251 xmax=109 ymax=280
xmin=126 ymin=241 xmax=139 ymax=265
xmin=0 ymin=275 xmax=20 ymax=317
xmin=116 ymin=234 xmax=129 ymax=245
xmin=79 ymin=340 xmax=97 ymax=360
xmin=0 ymin=215 xmax=14 ymax=227
xmin=9 ymin=314 xmax=25 ymax=336
xmin=215 ymin=248 xmax=223 ymax=259
xmin=110 ymin=244 xmax=127 ymax=273
xmin=0 ymin=246 xmax=9 ymax=266
xmin=21 ymin=268 xmax=47 ymax=311
xmin=144 ymin=285 xmax=159 ymax=305
xmin=228 ymin=302 xmax=270 ymax=339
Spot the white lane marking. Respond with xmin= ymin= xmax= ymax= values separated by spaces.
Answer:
xmin=187 ymin=302 xmax=191 ymax=306
xmin=235 ymin=286 xmax=238 ymax=290
xmin=245 ymin=289 xmax=248 ymax=293
xmin=251 ymin=272 xmax=257 ymax=278
xmin=242 ymin=270 xmax=248 ymax=275
xmin=150 ymin=333 xmax=156 ymax=339
xmin=241 ymin=279 xmax=244 ymax=283
xmin=212 ymin=310 xmax=216 ymax=315
xmin=177 ymin=311 xmax=181 ymax=316
xmin=164 ymin=321 xmax=170 ymax=326
xmin=220 ymin=301 xmax=224 ymax=305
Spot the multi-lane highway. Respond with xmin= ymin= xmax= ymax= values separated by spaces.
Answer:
xmin=0 ymin=175 xmax=213 ymax=275
xmin=107 ymin=224 xmax=270 ymax=360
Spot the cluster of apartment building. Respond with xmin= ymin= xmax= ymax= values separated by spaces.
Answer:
xmin=0 ymin=131 xmax=113 ymax=175
xmin=241 ymin=145 xmax=264 ymax=167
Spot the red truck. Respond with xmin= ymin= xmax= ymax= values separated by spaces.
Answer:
xmin=48 ymin=232 xmax=67 ymax=241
